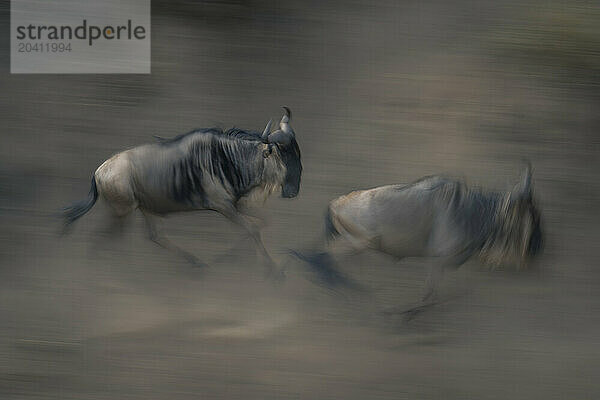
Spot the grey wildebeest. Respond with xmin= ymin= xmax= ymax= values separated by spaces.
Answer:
xmin=298 ymin=164 xmax=542 ymax=315
xmin=63 ymin=107 xmax=302 ymax=273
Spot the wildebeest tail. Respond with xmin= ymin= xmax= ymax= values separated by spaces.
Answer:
xmin=63 ymin=176 xmax=98 ymax=226
xmin=324 ymin=205 xmax=339 ymax=242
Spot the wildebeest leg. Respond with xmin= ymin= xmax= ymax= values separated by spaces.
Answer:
xmin=97 ymin=213 xmax=128 ymax=238
xmin=218 ymin=205 xmax=281 ymax=277
xmin=91 ymin=213 xmax=130 ymax=257
xmin=210 ymin=213 xmax=264 ymax=264
xmin=391 ymin=264 xmax=445 ymax=320
xmin=395 ymin=252 xmax=471 ymax=320
xmin=141 ymin=211 xmax=205 ymax=267
xmin=425 ymin=248 xmax=474 ymax=300
xmin=394 ymin=219 xmax=475 ymax=319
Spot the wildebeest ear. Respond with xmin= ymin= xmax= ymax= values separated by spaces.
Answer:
xmin=262 ymin=119 xmax=273 ymax=142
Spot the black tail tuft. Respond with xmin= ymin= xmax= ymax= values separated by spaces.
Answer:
xmin=324 ymin=205 xmax=339 ymax=242
xmin=62 ymin=176 xmax=98 ymax=228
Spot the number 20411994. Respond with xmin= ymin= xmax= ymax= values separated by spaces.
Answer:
xmin=18 ymin=42 xmax=72 ymax=53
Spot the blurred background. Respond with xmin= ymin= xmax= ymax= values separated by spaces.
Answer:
xmin=1 ymin=0 xmax=599 ymax=398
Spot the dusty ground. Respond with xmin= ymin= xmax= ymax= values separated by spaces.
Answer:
xmin=1 ymin=0 xmax=599 ymax=398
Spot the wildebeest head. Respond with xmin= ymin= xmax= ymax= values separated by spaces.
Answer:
xmin=495 ymin=163 xmax=543 ymax=267
xmin=510 ymin=164 xmax=543 ymax=261
xmin=261 ymin=107 xmax=302 ymax=198
xmin=480 ymin=163 xmax=543 ymax=268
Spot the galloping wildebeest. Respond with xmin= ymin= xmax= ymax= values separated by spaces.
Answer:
xmin=299 ymin=164 xmax=542 ymax=314
xmin=63 ymin=107 xmax=302 ymax=272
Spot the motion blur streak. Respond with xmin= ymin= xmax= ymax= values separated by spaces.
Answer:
xmin=1 ymin=0 xmax=599 ymax=399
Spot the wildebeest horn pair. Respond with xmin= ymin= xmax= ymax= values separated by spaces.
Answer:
xmin=262 ymin=106 xmax=294 ymax=145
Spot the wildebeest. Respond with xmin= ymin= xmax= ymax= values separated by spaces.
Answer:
xmin=63 ymin=107 xmax=302 ymax=272
xmin=298 ymin=164 xmax=542 ymax=314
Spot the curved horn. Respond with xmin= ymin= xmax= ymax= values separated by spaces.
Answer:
xmin=262 ymin=119 xmax=273 ymax=141
xmin=280 ymin=106 xmax=293 ymax=135
xmin=281 ymin=106 xmax=291 ymax=122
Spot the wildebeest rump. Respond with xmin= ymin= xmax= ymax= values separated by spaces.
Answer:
xmin=63 ymin=107 xmax=302 ymax=270
xmin=300 ymin=164 xmax=542 ymax=312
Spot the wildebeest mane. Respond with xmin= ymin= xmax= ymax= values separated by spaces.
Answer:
xmin=155 ymin=127 xmax=264 ymax=146
xmin=168 ymin=128 xmax=266 ymax=205
xmin=440 ymin=180 xmax=503 ymax=250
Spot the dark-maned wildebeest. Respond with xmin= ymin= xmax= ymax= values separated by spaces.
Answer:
xmin=63 ymin=107 xmax=302 ymax=273
xmin=297 ymin=164 xmax=542 ymax=316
